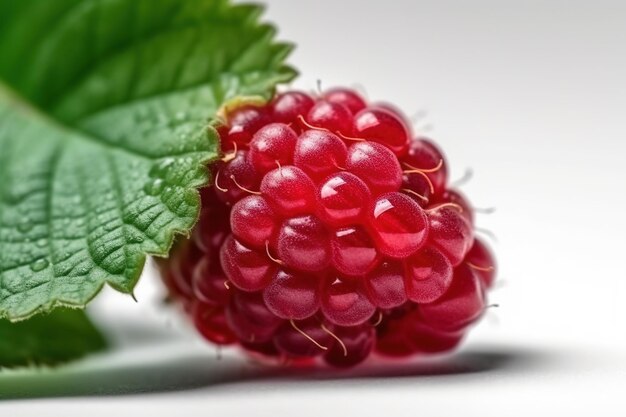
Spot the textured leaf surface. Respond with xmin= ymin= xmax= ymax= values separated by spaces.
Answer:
xmin=0 ymin=0 xmax=296 ymax=320
xmin=0 ymin=308 xmax=106 ymax=368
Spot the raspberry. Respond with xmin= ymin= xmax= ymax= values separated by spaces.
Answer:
xmin=159 ymin=88 xmax=497 ymax=368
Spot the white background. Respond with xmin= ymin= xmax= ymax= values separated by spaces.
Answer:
xmin=3 ymin=0 xmax=626 ymax=415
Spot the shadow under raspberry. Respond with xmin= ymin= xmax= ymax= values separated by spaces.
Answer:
xmin=1 ymin=312 xmax=555 ymax=400
xmin=0 ymin=333 xmax=552 ymax=400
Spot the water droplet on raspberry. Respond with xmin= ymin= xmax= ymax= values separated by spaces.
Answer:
xmin=369 ymin=192 xmax=429 ymax=258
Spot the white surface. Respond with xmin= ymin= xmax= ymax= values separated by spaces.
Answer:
xmin=3 ymin=0 xmax=626 ymax=415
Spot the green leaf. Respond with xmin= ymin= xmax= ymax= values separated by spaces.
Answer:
xmin=0 ymin=0 xmax=296 ymax=321
xmin=0 ymin=308 xmax=106 ymax=368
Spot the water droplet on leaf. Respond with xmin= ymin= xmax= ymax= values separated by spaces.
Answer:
xmin=128 ymin=231 xmax=145 ymax=243
xmin=149 ymin=158 xmax=175 ymax=178
xmin=17 ymin=222 xmax=33 ymax=233
xmin=30 ymin=258 xmax=49 ymax=272
xmin=144 ymin=178 xmax=165 ymax=196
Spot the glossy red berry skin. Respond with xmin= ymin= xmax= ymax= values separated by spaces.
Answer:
xmin=276 ymin=215 xmax=331 ymax=272
xmin=294 ymin=130 xmax=348 ymax=182
xmin=263 ymin=269 xmax=321 ymax=320
xmin=346 ymin=141 xmax=403 ymax=195
xmin=317 ymin=172 xmax=371 ymax=227
xmin=191 ymin=301 xmax=237 ymax=345
xmin=331 ymin=226 xmax=379 ymax=276
xmin=324 ymin=324 xmax=375 ymax=368
xmin=405 ymin=138 xmax=448 ymax=196
xmin=260 ymin=166 xmax=317 ymax=217
xmin=160 ymin=87 xmax=496 ymax=368
xmin=271 ymin=91 xmax=315 ymax=124
xmin=306 ymin=101 xmax=353 ymax=135
xmin=226 ymin=291 xmax=283 ymax=343
xmin=192 ymin=255 xmax=231 ymax=306
xmin=427 ymin=205 xmax=473 ymax=266
xmin=249 ymin=123 xmax=298 ymax=174
xmin=274 ymin=317 xmax=334 ymax=357
xmin=230 ymin=195 xmax=277 ymax=248
xmin=321 ymin=276 xmax=376 ymax=326
xmin=353 ymin=107 xmax=411 ymax=156
xmin=369 ymin=192 xmax=429 ymax=258
xmin=419 ymin=264 xmax=486 ymax=332
xmin=225 ymin=105 xmax=271 ymax=145
xmin=214 ymin=151 xmax=259 ymax=205
xmin=323 ymin=88 xmax=367 ymax=114
xmin=220 ymin=235 xmax=275 ymax=292
xmin=465 ymin=238 xmax=497 ymax=289
xmin=404 ymin=246 xmax=453 ymax=303
xmin=364 ymin=261 xmax=407 ymax=309
xmin=376 ymin=309 xmax=464 ymax=356
xmin=432 ymin=189 xmax=474 ymax=225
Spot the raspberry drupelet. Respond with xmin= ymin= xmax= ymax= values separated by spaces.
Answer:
xmin=160 ymin=88 xmax=496 ymax=367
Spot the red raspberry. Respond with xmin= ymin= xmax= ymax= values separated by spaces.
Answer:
xmin=159 ymin=89 xmax=496 ymax=368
